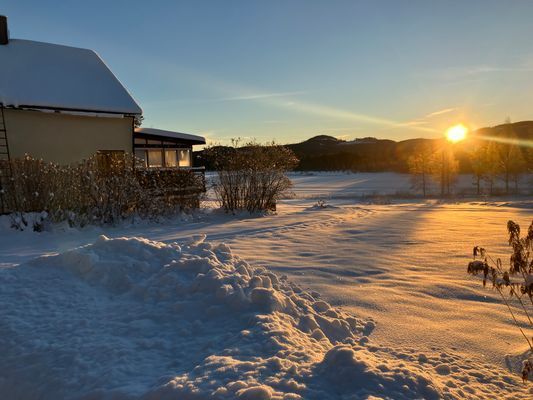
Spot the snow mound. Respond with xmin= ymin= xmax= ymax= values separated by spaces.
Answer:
xmin=0 ymin=236 xmax=443 ymax=399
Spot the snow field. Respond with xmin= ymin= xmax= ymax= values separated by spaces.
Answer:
xmin=0 ymin=234 xmax=447 ymax=399
xmin=1 ymin=172 xmax=532 ymax=399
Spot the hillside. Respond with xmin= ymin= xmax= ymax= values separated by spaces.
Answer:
xmin=286 ymin=121 xmax=533 ymax=172
xmin=195 ymin=121 xmax=533 ymax=172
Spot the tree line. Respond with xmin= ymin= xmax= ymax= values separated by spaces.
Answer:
xmin=408 ymin=132 xmax=531 ymax=197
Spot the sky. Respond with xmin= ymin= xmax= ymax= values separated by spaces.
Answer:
xmin=3 ymin=0 xmax=533 ymax=144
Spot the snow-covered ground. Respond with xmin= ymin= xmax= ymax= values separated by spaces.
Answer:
xmin=1 ymin=172 xmax=532 ymax=399
xmin=286 ymin=171 xmax=533 ymax=198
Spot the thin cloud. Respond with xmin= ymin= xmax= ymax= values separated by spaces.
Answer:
xmin=400 ymin=120 xmax=429 ymax=126
xmin=282 ymin=100 xmax=438 ymax=134
xmin=429 ymin=64 xmax=533 ymax=81
xmin=141 ymin=91 xmax=307 ymax=106
xmin=425 ymin=108 xmax=455 ymax=118
xmin=209 ymin=91 xmax=308 ymax=102
xmin=148 ymin=62 xmax=439 ymax=134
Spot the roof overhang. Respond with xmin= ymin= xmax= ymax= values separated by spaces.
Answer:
xmin=1 ymin=104 xmax=138 ymax=118
xmin=135 ymin=128 xmax=206 ymax=145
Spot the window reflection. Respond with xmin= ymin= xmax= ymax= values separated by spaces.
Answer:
xmin=147 ymin=150 xmax=163 ymax=167
xmin=178 ymin=149 xmax=191 ymax=167
xmin=165 ymin=150 xmax=178 ymax=167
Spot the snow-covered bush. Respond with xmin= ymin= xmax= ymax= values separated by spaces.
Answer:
xmin=205 ymin=140 xmax=298 ymax=213
xmin=468 ymin=219 xmax=533 ymax=381
xmin=2 ymin=154 xmax=204 ymax=227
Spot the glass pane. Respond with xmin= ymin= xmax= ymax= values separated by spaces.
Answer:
xmin=147 ymin=139 xmax=162 ymax=145
xmin=134 ymin=138 xmax=146 ymax=145
xmin=178 ymin=149 xmax=191 ymax=167
xmin=134 ymin=149 xmax=147 ymax=167
xmin=147 ymin=150 xmax=163 ymax=167
xmin=165 ymin=150 xmax=178 ymax=167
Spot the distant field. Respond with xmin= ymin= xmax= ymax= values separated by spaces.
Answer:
xmin=286 ymin=171 xmax=532 ymax=199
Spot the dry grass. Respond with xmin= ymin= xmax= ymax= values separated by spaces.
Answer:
xmin=468 ymin=219 xmax=533 ymax=382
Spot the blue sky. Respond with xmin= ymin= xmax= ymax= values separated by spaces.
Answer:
xmin=4 ymin=1 xmax=533 ymax=144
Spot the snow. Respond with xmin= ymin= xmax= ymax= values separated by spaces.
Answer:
xmin=0 ymin=234 xmax=441 ymax=399
xmin=135 ymin=127 xmax=206 ymax=144
xmin=0 ymin=39 xmax=142 ymax=115
xmin=1 ymin=172 xmax=532 ymax=398
xmin=287 ymin=171 xmax=533 ymax=198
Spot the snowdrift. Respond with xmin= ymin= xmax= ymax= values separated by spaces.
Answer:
xmin=0 ymin=235 xmax=442 ymax=399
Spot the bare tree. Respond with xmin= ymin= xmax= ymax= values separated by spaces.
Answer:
xmin=430 ymin=145 xmax=459 ymax=197
xmin=483 ymin=141 xmax=500 ymax=195
xmin=497 ymin=141 xmax=526 ymax=194
xmin=469 ymin=144 xmax=487 ymax=195
xmin=407 ymin=144 xmax=433 ymax=196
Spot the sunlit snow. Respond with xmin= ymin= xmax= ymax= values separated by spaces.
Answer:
xmin=0 ymin=172 xmax=532 ymax=399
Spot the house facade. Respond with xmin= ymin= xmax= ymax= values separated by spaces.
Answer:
xmin=4 ymin=109 xmax=135 ymax=165
xmin=0 ymin=15 xmax=141 ymax=165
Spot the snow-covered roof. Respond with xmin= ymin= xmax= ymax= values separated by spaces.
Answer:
xmin=0 ymin=39 xmax=142 ymax=115
xmin=135 ymin=128 xmax=206 ymax=144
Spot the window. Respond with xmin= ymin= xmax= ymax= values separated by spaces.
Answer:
xmin=165 ymin=150 xmax=178 ymax=167
xmin=134 ymin=138 xmax=146 ymax=145
xmin=147 ymin=150 xmax=163 ymax=167
xmin=178 ymin=149 xmax=191 ymax=167
xmin=147 ymin=139 xmax=162 ymax=145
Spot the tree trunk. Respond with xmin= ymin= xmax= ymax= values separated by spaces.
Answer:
xmin=505 ymin=170 xmax=509 ymax=194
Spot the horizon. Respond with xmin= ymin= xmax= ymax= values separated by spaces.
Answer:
xmin=4 ymin=1 xmax=533 ymax=144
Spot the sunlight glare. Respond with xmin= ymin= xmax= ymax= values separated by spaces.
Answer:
xmin=446 ymin=124 xmax=468 ymax=143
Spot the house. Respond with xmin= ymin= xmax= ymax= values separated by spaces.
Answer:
xmin=0 ymin=16 xmax=142 ymax=165
xmin=134 ymin=128 xmax=206 ymax=169
xmin=0 ymin=15 xmax=206 ymax=168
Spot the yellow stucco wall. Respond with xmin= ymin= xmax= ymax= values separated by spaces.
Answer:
xmin=3 ymin=109 xmax=133 ymax=164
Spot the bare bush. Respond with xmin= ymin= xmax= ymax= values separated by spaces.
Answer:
xmin=1 ymin=154 xmax=204 ymax=227
xmin=467 ymin=219 xmax=533 ymax=381
xmin=205 ymin=140 xmax=298 ymax=213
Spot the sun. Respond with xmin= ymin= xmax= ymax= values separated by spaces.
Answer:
xmin=446 ymin=124 xmax=468 ymax=143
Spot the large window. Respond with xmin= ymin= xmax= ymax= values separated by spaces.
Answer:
xmin=165 ymin=150 xmax=178 ymax=167
xmin=147 ymin=150 xmax=163 ymax=168
xmin=178 ymin=149 xmax=191 ymax=167
xmin=134 ymin=149 xmax=192 ymax=168
xmin=133 ymin=134 xmax=194 ymax=168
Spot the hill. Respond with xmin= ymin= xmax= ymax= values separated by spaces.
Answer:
xmin=195 ymin=122 xmax=533 ymax=172
xmin=286 ymin=122 xmax=532 ymax=172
